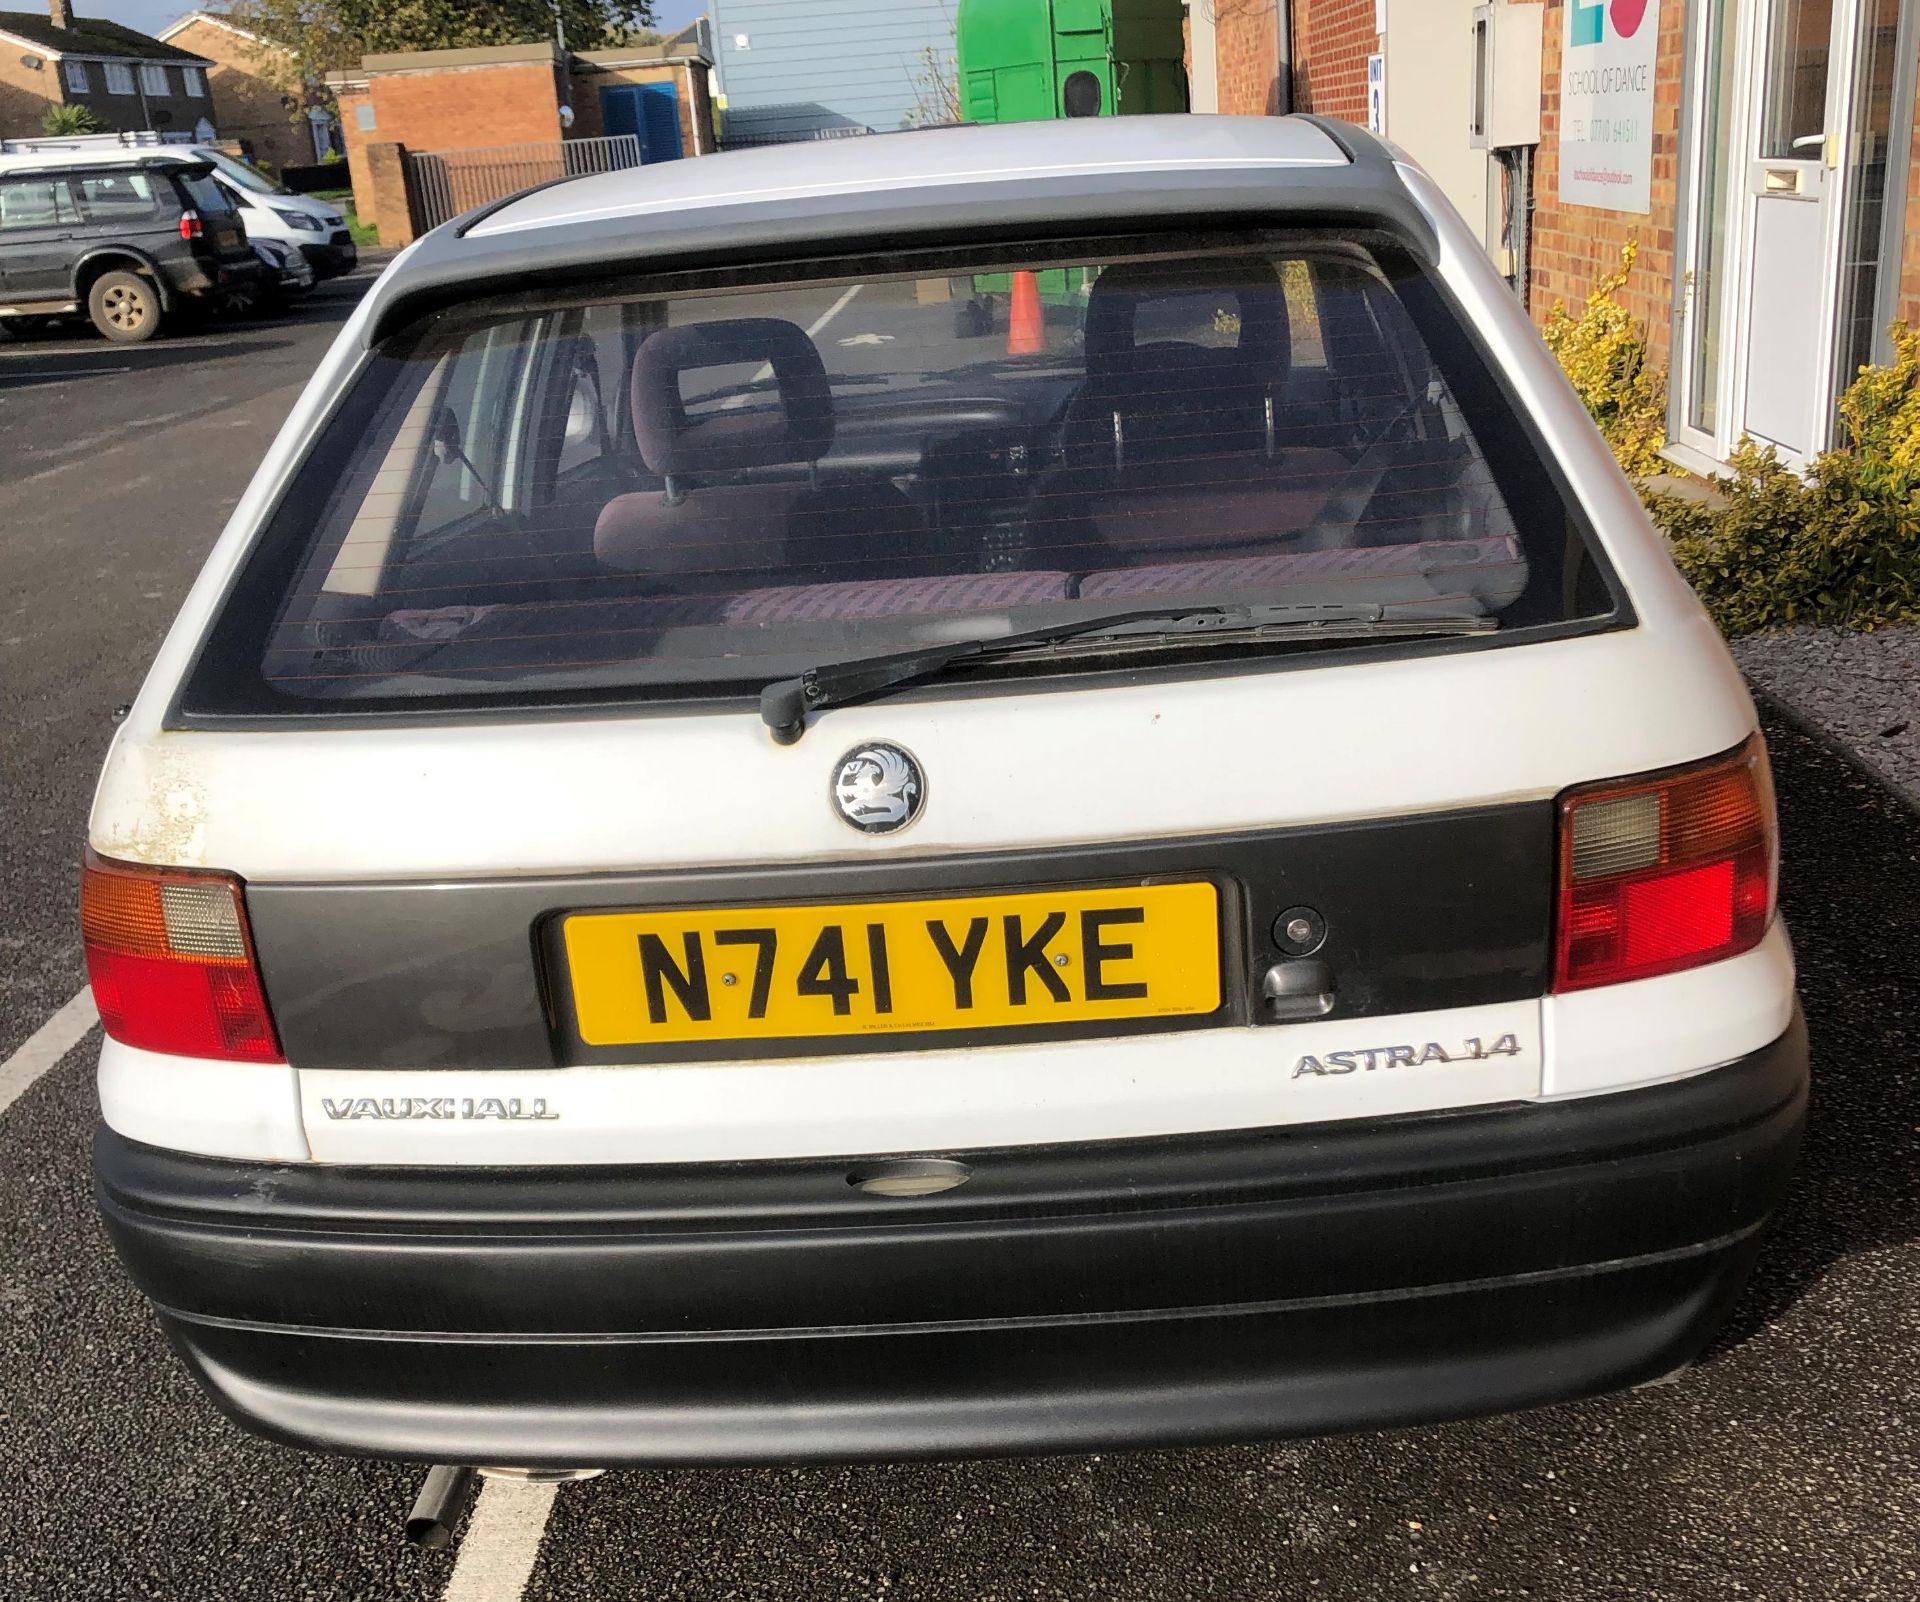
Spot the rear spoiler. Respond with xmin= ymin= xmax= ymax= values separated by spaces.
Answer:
xmin=363 ymin=117 xmax=1441 ymax=347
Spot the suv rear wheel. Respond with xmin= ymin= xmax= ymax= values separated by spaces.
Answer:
xmin=88 ymin=271 xmax=163 ymax=344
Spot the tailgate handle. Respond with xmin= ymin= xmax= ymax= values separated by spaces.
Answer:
xmin=1261 ymin=959 xmax=1336 ymax=1021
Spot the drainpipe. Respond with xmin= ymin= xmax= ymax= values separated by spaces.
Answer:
xmin=1275 ymin=0 xmax=1293 ymax=115
xmin=688 ymin=62 xmax=708 ymax=154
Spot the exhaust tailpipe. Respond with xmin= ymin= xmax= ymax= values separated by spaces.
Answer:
xmin=405 ymin=1465 xmax=477 ymax=1550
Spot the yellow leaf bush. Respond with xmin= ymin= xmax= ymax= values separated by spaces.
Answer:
xmin=1542 ymin=240 xmax=1669 ymax=480
xmin=1542 ymin=244 xmax=1920 ymax=633
xmin=1649 ymin=326 xmax=1920 ymax=634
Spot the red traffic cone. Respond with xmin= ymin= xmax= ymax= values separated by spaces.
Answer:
xmin=1006 ymin=270 xmax=1045 ymax=356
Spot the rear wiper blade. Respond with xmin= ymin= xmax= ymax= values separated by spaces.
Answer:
xmin=759 ymin=602 xmax=1489 ymax=743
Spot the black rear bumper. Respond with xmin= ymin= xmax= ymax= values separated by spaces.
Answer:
xmin=299 ymin=237 xmax=357 ymax=277
xmin=95 ymin=1011 xmax=1806 ymax=1467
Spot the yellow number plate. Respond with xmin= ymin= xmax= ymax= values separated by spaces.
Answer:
xmin=562 ymin=883 xmax=1221 ymax=1048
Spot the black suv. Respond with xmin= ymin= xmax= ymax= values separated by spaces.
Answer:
xmin=0 ymin=158 xmax=261 ymax=343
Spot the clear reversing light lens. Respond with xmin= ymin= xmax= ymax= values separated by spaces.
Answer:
xmin=1554 ymin=735 xmax=1777 ymax=993
xmin=81 ymin=853 xmax=283 ymax=1063
xmin=1569 ymin=791 xmax=1661 ymax=880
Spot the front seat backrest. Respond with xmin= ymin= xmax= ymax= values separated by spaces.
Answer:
xmin=1062 ymin=256 xmax=1293 ymax=469
xmin=594 ymin=318 xmax=833 ymax=584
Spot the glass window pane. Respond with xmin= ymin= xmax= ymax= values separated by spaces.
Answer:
xmin=0 ymin=179 xmax=72 ymax=229
xmin=1758 ymin=0 xmax=1834 ymax=159
xmin=72 ymin=171 xmax=159 ymax=221
xmin=1686 ymin=0 xmax=1741 ymax=432
xmin=1833 ymin=0 xmax=1910 ymax=395
xmin=184 ymin=238 xmax=1616 ymax=714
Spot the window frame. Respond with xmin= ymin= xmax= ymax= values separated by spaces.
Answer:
xmin=103 ymin=61 xmax=136 ymax=95
xmin=182 ymin=65 xmax=207 ymax=98
xmin=0 ymin=175 xmax=77 ymax=231
xmin=172 ymin=225 xmax=1635 ymax=728
xmin=62 ymin=59 xmax=89 ymax=94
xmin=139 ymin=62 xmax=169 ymax=96
xmin=69 ymin=169 xmax=162 ymax=222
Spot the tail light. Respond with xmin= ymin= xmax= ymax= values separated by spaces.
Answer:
xmin=1554 ymin=735 xmax=1777 ymax=993
xmin=81 ymin=853 xmax=283 ymax=1062
xmin=179 ymin=209 xmax=203 ymax=240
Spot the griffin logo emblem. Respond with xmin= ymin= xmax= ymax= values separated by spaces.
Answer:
xmin=832 ymin=743 xmax=924 ymax=834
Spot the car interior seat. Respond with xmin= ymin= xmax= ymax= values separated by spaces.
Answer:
xmin=1031 ymin=258 xmax=1354 ymax=569
xmin=594 ymin=317 xmax=922 ymax=592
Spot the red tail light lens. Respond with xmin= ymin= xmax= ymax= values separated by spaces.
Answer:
xmin=81 ymin=853 xmax=283 ymax=1062
xmin=179 ymin=208 xmax=203 ymax=240
xmin=1554 ymin=735 xmax=1777 ymax=992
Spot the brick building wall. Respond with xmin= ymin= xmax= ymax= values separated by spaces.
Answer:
xmin=1526 ymin=0 xmax=1687 ymax=363
xmin=6 ymin=57 xmax=213 ymax=142
xmin=162 ymin=16 xmax=311 ymax=171
xmin=1212 ymin=0 xmax=1279 ymax=117
xmin=0 ymin=50 xmax=56 ymax=137
xmin=330 ymin=80 xmax=374 ymax=224
xmin=364 ymin=57 xmax=567 ymax=154
xmin=332 ymin=47 xmax=569 ymax=231
xmin=1290 ymin=0 xmax=1376 ymax=123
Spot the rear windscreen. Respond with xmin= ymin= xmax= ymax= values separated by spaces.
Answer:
xmin=183 ymin=233 xmax=1619 ymax=716
xmin=174 ymin=171 xmax=231 ymax=218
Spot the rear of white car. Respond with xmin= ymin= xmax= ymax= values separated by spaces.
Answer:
xmin=87 ymin=117 xmax=1803 ymax=1469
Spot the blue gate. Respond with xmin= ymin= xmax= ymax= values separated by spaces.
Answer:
xmin=599 ymin=82 xmax=685 ymax=163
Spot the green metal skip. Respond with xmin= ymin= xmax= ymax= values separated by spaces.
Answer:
xmin=956 ymin=0 xmax=1190 ymax=124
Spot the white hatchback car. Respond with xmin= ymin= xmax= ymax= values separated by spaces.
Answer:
xmin=89 ymin=117 xmax=1804 ymax=1475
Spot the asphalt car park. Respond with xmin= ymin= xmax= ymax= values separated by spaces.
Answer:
xmin=2 ymin=255 xmax=1918 ymax=1602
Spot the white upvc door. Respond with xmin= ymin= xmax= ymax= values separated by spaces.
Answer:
xmin=1730 ymin=0 xmax=1856 ymax=470
xmin=1678 ymin=0 xmax=1914 ymax=471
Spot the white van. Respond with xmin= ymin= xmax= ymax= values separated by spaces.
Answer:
xmin=0 ymin=134 xmax=355 ymax=277
xmin=86 ymin=116 xmax=1804 ymax=1478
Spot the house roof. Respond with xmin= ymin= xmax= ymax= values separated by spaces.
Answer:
xmin=0 ymin=10 xmax=213 ymax=62
xmin=156 ymin=9 xmax=281 ymax=53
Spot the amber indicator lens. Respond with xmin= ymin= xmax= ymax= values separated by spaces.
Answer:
xmin=81 ymin=853 xmax=282 ymax=1062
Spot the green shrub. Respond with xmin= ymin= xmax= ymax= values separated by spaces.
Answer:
xmin=41 ymin=102 xmax=106 ymax=136
xmin=1542 ymin=240 xmax=1669 ymax=479
xmin=1653 ymin=326 xmax=1920 ymax=635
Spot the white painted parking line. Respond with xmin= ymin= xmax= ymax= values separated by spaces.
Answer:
xmin=0 ymin=366 xmax=133 ymax=380
xmin=442 ymin=1479 xmax=559 ymax=1602
xmin=0 ymin=988 xmax=98 ymax=1121
xmin=803 ymin=282 xmax=865 ymax=340
xmin=13 ymin=410 xmax=194 ymax=483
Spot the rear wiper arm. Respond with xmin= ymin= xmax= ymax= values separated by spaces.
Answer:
xmin=759 ymin=602 xmax=1484 ymax=744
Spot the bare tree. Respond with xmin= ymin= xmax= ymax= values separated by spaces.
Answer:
xmin=903 ymin=41 xmax=963 ymax=127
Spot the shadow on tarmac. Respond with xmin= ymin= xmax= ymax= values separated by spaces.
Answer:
xmin=1711 ymin=701 xmax=1920 ymax=1354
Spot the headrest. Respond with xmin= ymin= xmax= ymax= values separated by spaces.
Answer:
xmin=630 ymin=318 xmax=833 ymax=477
xmin=1082 ymin=258 xmax=1292 ymax=377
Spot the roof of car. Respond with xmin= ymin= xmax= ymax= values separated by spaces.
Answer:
xmin=471 ymin=115 xmax=1351 ymax=238
xmin=366 ymin=116 xmax=1436 ymax=343
xmin=0 ymin=154 xmax=207 ymax=180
